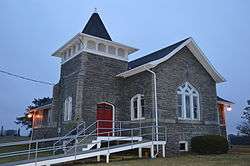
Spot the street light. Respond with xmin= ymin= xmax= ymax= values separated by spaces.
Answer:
xmin=226 ymin=106 xmax=232 ymax=112
xmin=27 ymin=113 xmax=32 ymax=119
xmin=27 ymin=110 xmax=36 ymax=160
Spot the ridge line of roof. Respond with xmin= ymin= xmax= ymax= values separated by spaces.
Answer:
xmin=128 ymin=37 xmax=190 ymax=69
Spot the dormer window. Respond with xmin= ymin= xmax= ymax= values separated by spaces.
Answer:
xmin=118 ymin=48 xmax=125 ymax=57
xmin=108 ymin=46 xmax=116 ymax=55
xmin=87 ymin=40 xmax=96 ymax=50
xmin=98 ymin=43 xmax=106 ymax=52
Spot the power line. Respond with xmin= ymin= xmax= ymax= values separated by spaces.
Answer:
xmin=0 ymin=68 xmax=55 ymax=86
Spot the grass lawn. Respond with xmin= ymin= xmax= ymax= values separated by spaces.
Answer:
xmin=1 ymin=145 xmax=250 ymax=166
xmin=79 ymin=154 xmax=250 ymax=166
xmin=0 ymin=136 xmax=30 ymax=144
xmin=62 ymin=146 xmax=250 ymax=166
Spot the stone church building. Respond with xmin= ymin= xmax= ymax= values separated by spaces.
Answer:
xmin=32 ymin=12 xmax=233 ymax=153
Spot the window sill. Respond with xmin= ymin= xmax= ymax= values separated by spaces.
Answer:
xmin=177 ymin=118 xmax=201 ymax=124
xmin=131 ymin=118 xmax=145 ymax=121
xmin=62 ymin=120 xmax=72 ymax=124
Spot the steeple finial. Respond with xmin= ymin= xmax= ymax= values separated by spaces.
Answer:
xmin=94 ymin=8 xmax=97 ymax=13
xmin=82 ymin=11 xmax=112 ymax=41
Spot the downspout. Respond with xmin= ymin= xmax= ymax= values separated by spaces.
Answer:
xmin=144 ymin=66 xmax=159 ymax=154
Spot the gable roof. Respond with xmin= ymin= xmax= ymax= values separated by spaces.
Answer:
xmin=128 ymin=38 xmax=189 ymax=69
xmin=117 ymin=37 xmax=226 ymax=83
xmin=82 ymin=12 xmax=112 ymax=41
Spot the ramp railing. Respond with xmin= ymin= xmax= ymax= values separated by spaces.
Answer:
xmin=0 ymin=121 xmax=166 ymax=165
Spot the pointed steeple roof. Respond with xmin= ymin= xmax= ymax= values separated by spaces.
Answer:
xmin=82 ymin=12 xmax=112 ymax=41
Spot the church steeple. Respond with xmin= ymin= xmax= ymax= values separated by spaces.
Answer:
xmin=52 ymin=12 xmax=138 ymax=63
xmin=82 ymin=12 xmax=112 ymax=41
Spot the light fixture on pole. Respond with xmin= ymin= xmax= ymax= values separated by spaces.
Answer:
xmin=27 ymin=110 xmax=36 ymax=160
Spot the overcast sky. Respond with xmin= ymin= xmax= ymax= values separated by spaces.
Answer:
xmin=0 ymin=0 xmax=249 ymax=135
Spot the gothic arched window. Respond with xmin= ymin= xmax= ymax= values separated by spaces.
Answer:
xmin=177 ymin=82 xmax=200 ymax=120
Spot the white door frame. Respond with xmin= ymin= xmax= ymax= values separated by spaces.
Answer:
xmin=97 ymin=102 xmax=115 ymax=136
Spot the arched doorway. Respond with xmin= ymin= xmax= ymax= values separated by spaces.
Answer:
xmin=96 ymin=102 xmax=114 ymax=136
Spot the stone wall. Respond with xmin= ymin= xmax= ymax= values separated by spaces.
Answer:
xmin=33 ymin=127 xmax=58 ymax=139
xmin=120 ymin=46 xmax=221 ymax=153
xmin=122 ymin=71 xmax=154 ymax=121
xmin=155 ymin=46 xmax=220 ymax=153
xmin=80 ymin=53 xmax=128 ymax=126
xmin=34 ymin=46 xmax=221 ymax=154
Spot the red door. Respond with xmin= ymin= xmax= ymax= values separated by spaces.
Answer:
xmin=96 ymin=103 xmax=113 ymax=136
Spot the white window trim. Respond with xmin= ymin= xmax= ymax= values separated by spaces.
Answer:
xmin=64 ymin=96 xmax=72 ymax=121
xmin=177 ymin=82 xmax=200 ymax=121
xmin=131 ymin=94 xmax=145 ymax=121
xmin=179 ymin=141 xmax=188 ymax=152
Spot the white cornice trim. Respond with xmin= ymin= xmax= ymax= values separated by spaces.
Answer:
xmin=116 ymin=63 xmax=155 ymax=77
xmin=51 ymin=33 xmax=138 ymax=57
xmin=80 ymin=33 xmax=139 ymax=53
xmin=117 ymin=38 xmax=225 ymax=83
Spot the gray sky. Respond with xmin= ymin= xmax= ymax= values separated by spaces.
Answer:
xmin=0 ymin=0 xmax=249 ymax=134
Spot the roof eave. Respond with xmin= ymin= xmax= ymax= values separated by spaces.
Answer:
xmin=116 ymin=63 xmax=155 ymax=78
xmin=51 ymin=33 xmax=82 ymax=57
xmin=51 ymin=33 xmax=139 ymax=57
xmin=119 ymin=38 xmax=226 ymax=84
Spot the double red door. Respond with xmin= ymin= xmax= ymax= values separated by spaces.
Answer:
xmin=96 ymin=103 xmax=113 ymax=136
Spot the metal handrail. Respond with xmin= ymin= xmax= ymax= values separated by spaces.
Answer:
xmin=63 ymin=121 xmax=97 ymax=147
xmin=60 ymin=119 xmax=147 ymax=150
xmin=0 ymin=120 xmax=167 ymax=165
xmin=67 ymin=125 xmax=165 ymax=155
xmin=53 ymin=121 xmax=86 ymax=147
xmin=0 ymin=125 xmax=167 ymax=165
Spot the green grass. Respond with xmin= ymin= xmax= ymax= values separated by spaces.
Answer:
xmin=63 ymin=146 xmax=250 ymax=166
xmin=1 ymin=145 xmax=250 ymax=166
xmin=0 ymin=136 xmax=53 ymax=164
xmin=0 ymin=136 xmax=30 ymax=144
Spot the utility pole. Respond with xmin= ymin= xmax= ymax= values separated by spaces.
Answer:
xmin=0 ymin=126 xmax=3 ymax=136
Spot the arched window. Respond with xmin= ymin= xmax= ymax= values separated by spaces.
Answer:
xmin=64 ymin=97 xmax=72 ymax=121
xmin=98 ymin=43 xmax=106 ymax=52
xmin=177 ymin=82 xmax=200 ymax=120
xmin=72 ymin=45 xmax=76 ymax=55
xmin=131 ymin=94 xmax=145 ymax=120
xmin=117 ymin=48 xmax=125 ymax=57
xmin=87 ymin=40 xmax=96 ymax=50
xmin=77 ymin=42 xmax=82 ymax=51
xmin=63 ymin=51 xmax=67 ymax=61
xmin=67 ymin=48 xmax=71 ymax=58
xmin=108 ymin=46 xmax=116 ymax=55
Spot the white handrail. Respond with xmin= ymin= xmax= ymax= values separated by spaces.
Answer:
xmin=53 ymin=121 xmax=85 ymax=147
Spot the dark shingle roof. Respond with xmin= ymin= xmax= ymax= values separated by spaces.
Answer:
xmin=217 ymin=96 xmax=234 ymax=104
xmin=128 ymin=38 xmax=190 ymax=69
xmin=82 ymin=13 xmax=112 ymax=41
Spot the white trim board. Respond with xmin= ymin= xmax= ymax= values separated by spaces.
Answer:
xmin=117 ymin=38 xmax=225 ymax=83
